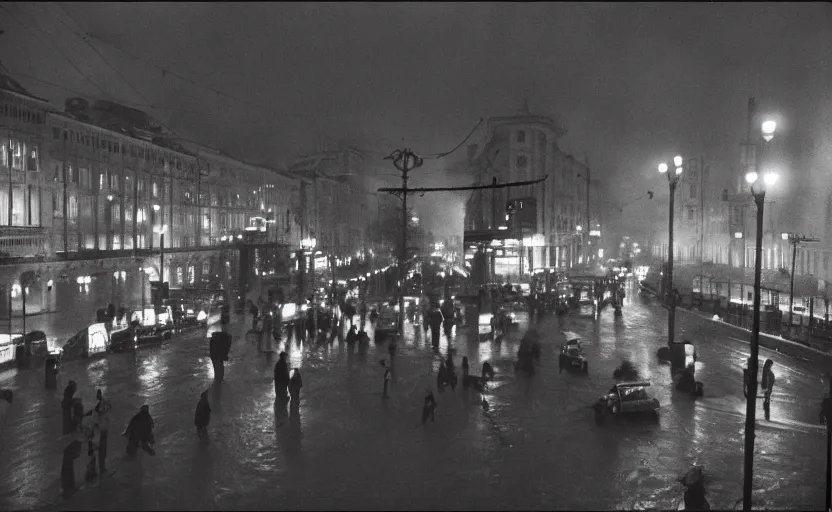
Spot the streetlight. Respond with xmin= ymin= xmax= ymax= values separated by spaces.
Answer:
xmin=742 ymin=118 xmax=777 ymax=512
xmin=658 ymin=155 xmax=683 ymax=346
xmin=153 ymin=224 xmax=168 ymax=296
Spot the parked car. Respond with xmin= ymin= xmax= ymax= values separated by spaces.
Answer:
xmin=559 ymin=332 xmax=588 ymax=374
xmin=374 ymin=305 xmax=399 ymax=341
xmin=594 ymin=381 xmax=660 ymax=424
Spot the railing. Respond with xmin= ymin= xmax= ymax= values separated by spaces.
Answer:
xmin=0 ymin=227 xmax=48 ymax=260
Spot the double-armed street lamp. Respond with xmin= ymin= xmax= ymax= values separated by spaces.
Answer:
xmin=742 ymin=118 xmax=778 ymax=512
xmin=658 ymin=155 xmax=684 ymax=346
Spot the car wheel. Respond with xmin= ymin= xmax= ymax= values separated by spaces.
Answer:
xmin=611 ymin=403 xmax=620 ymax=415
xmin=653 ymin=410 xmax=660 ymax=422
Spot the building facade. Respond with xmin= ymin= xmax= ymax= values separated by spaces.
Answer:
xmin=0 ymin=76 xmax=307 ymax=340
xmin=463 ymin=106 xmax=601 ymax=283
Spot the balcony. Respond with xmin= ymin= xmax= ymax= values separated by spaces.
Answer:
xmin=0 ymin=226 xmax=48 ymax=262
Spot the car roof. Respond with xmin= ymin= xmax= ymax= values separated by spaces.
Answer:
xmin=561 ymin=331 xmax=582 ymax=342
xmin=615 ymin=381 xmax=651 ymax=388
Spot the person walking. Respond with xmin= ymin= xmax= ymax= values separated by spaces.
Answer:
xmin=429 ymin=308 xmax=444 ymax=348
xmin=62 ymin=380 xmax=77 ymax=434
xmin=194 ymin=390 xmax=211 ymax=439
xmin=124 ymin=405 xmax=156 ymax=457
xmin=381 ymin=360 xmax=391 ymax=399
xmin=761 ymin=359 xmax=775 ymax=420
xmin=288 ymin=369 xmax=303 ymax=407
xmin=84 ymin=389 xmax=111 ymax=473
xmin=210 ymin=331 xmax=232 ymax=382
xmin=273 ymin=352 xmax=290 ymax=401
xmin=421 ymin=391 xmax=437 ymax=425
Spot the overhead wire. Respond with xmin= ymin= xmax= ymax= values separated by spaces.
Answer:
xmin=0 ymin=3 xmax=108 ymax=96
xmin=45 ymin=3 xmax=152 ymax=107
xmin=420 ymin=118 xmax=484 ymax=159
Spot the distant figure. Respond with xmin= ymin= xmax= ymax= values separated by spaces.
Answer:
xmin=761 ymin=359 xmax=775 ymax=420
xmin=274 ymin=352 xmax=290 ymax=401
xmin=289 ymin=369 xmax=303 ymax=406
xmin=422 ymin=391 xmax=437 ymax=425
xmin=194 ymin=390 xmax=211 ymax=439
xmin=381 ymin=360 xmax=391 ymax=399
xmin=62 ymin=381 xmax=77 ymax=434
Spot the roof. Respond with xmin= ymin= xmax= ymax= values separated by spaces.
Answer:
xmin=615 ymin=381 xmax=651 ymax=388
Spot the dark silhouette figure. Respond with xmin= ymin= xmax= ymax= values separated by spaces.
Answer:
xmin=62 ymin=380 xmax=77 ymax=434
xmin=273 ymin=352 xmax=290 ymax=401
xmin=381 ymin=360 xmax=391 ymax=398
xmin=61 ymin=439 xmax=82 ymax=495
xmin=429 ymin=308 xmax=444 ymax=347
xmin=289 ymin=369 xmax=303 ymax=406
xmin=194 ymin=391 xmax=211 ymax=439
xmin=209 ymin=331 xmax=232 ymax=382
xmin=761 ymin=359 xmax=775 ymax=420
xmin=124 ymin=405 xmax=155 ymax=457
xmin=422 ymin=391 xmax=437 ymax=425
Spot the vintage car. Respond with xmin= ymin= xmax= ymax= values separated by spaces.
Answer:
xmin=374 ymin=305 xmax=399 ymax=341
xmin=594 ymin=381 xmax=660 ymax=424
xmin=559 ymin=331 xmax=588 ymax=373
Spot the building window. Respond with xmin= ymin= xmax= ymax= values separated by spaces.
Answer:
xmin=79 ymin=166 xmax=91 ymax=189
xmin=687 ymin=208 xmax=695 ymax=221
xmin=99 ymin=170 xmax=108 ymax=191
xmin=517 ymin=130 xmax=526 ymax=143
xmin=152 ymin=181 xmax=159 ymax=198
xmin=689 ymin=184 xmax=697 ymax=200
xmin=516 ymin=155 xmax=528 ymax=167
xmin=11 ymin=140 xmax=24 ymax=170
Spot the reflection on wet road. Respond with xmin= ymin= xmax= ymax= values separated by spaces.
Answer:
xmin=0 ymin=283 xmax=827 ymax=510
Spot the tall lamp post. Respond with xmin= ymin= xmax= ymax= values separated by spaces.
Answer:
xmin=658 ymin=155 xmax=684 ymax=346
xmin=154 ymin=223 xmax=168 ymax=290
xmin=742 ymin=117 xmax=778 ymax=512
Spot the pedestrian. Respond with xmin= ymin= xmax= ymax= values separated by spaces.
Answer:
xmin=381 ymin=360 xmax=391 ymax=399
xmin=462 ymin=356 xmax=470 ymax=390
xmin=761 ymin=359 xmax=775 ymax=420
xmin=346 ymin=325 xmax=358 ymax=344
xmin=194 ymin=390 xmax=211 ymax=439
xmin=429 ymin=308 xmax=444 ymax=347
xmin=289 ymin=369 xmax=303 ymax=406
xmin=72 ymin=398 xmax=85 ymax=432
xmin=124 ymin=405 xmax=155 ymax=457
xmin=209 ymin=331 xmax=232 ymax=382
xmin=61 ymin=438 xmax=82 ymax=495
xmin=62 ymin=380 xmax=77 ymax=434
xmin=84 ymin=389 xmax=111 ymax=473
xmin=84 ymin=424 xmax=98 ymax=482
xmin=273 ymin=352 xmax=290 ymax=401
xmin=421 ymin=390 xmax=437 ymax=425
xmin=437 ymin=361 xmax=447 ymax=393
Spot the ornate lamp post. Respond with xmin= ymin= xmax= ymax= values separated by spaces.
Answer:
xmin=658 ymin=155 xmax=684 ymax=346
xmin=742 ymin=117 xmax=778 ymax=512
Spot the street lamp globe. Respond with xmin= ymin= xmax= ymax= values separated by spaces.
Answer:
xmin=745 ymin=171 xmax=758 ymax=184
xmin=781 ymin=232 xmax=790 ymax=241
xmin=763 ymin=171 xmax=778 ymax=186
xmin=658 ymin=163 xmax=668 ymax=174
xmin=673 ymin=155 xmax=683 ymax=167
xmin=761 ymin=120 xmax=777 ymax=142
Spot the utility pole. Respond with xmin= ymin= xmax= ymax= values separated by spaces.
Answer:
xmin=385 ymin=149 xmax=423 ymax=335
xmin=379 ymin=162 xmax=549 ymax=334
xmin=585 ymin=155 xmax=591 ymax=265
xmin=785 ymin=234 xmax=820 ymax=330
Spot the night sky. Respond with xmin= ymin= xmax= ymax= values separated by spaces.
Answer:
xmin=1 ymin=2 xmax=830 ymax=241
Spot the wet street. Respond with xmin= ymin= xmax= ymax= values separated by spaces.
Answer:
xmin=0 ymin=286 xmax=828 ymax=511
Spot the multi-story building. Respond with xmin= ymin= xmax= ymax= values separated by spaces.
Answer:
xmin=463 ymin=104 xmax=601 ymax=283
xmin=0 ymin=76 xmax=304 ymax=340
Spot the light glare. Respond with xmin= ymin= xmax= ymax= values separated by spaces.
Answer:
xmin=763 ymin=172 xmax=778 ymax=186
xmin=658 ymin=163 xmax=668 ymax=173
xmin=673 ymin=155 xmax=683 ymax=167
xmin=745 ymin=172 xmax=758 ymax=184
